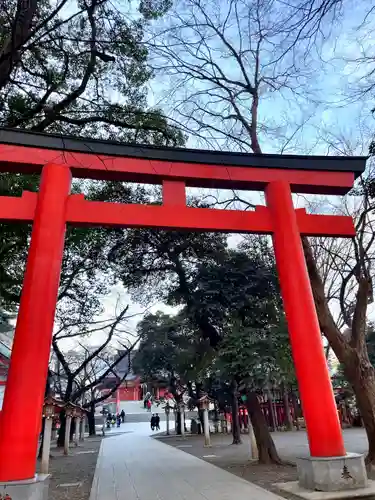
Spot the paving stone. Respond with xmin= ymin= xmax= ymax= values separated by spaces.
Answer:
xmin=89 ymin=430 xmax=285 ymax=500
xmin=57 ymin=482 xmax=82 ymax=488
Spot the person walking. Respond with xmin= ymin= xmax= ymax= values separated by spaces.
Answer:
xmin=106 ymin=413 xmax=112 ymax=429
xmin=147 ymin=399 xmax=152 ymax=412
xmin=120 ymin=409 xmax=125 ymax=423
xmin=155 ymin=413 xmax=160 ymax=431
xmin=150 ymin=414 xmax=156 ymax=431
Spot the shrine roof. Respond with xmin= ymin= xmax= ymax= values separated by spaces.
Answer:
xmin=0 ymin=128 xmax=367 ymax=178
xmin=114 ymin=350 xmax=137 ymax=378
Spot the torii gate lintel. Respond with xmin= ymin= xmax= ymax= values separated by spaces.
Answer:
xmin=0 ymin=188 xmax=356 ymax=237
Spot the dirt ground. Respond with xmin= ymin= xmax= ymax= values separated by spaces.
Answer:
xmin=36 ymin=436 xmax=103 ymax=500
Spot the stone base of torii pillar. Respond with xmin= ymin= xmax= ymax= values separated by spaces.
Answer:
xmin=0 ymin=474 xmax=49 ymax=500
xmin=277 ymin=453 xmax=374 ymax=499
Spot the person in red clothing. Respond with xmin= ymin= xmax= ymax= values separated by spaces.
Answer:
xmin=147 ymin=399 xmax=152 ymax=412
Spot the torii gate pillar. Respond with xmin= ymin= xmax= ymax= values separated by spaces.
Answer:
xmin=0 ymin=164 xmax=71 ymax=483
xmin=267 ymin=181 xmax=368 ymax=495
xmin=266 ymin=180 xmax=345 ymax=457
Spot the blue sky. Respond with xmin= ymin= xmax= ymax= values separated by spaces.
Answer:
xmin=145 ymin=0 xmax=374 ymax=157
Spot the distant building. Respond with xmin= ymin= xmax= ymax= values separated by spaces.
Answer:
xmin=98 ymin=351 xmax=142 ymax=403
xmin=99 ymin=350 xmax=168 ymax=404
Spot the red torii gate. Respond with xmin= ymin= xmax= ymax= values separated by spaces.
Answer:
xmin=0 ymin=128 xmax=367 ymax=482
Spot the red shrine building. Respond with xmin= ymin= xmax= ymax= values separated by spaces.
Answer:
xmin=99 ymin=350 xmax=168 ymax=403
xmin=99 ymin=351 xmax=143 ymax=402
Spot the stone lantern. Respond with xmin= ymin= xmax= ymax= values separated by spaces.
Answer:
xmin=41 ymin=396 xmax=63 ymax=473
xmin=164 ymin=403 xmax=171 ymax=436
xmin=198 ymin=394 xmax=211 ymax=447
xmin=172 ymin=403 xmax=178 ymax=433
xmin=79 ymin=408 xmax=87 ymax=442
xmin=178 ymin=401 xmax=185 ymax=437
xmin=63 ymin=402 xmax=78 ymax=456
xmin=73 ymin=407 xmax=83 ymax=447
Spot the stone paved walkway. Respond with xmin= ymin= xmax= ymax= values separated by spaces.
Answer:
xmin=89 ymin=429 xmax=285 ymax=500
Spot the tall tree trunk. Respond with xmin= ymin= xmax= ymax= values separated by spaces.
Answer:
xmin=266 ymin=386 xmax=277 ymax=431
xmin=0 ymin=0 xmax=39 ymax=90
xmin=231 ymin=380 xmax=242 ymax=444
xmin=176 ymin=411 xmax=182 ymax=435
xmin=290 ymin=389 xmax=301 ymax=430
xmin=245 ymin=390 xmax=282 ymax=464
xmin=281 ymin=382 xmax=293 ymax=431
xmin=70 ymin=417 xmax=76 ymax=441
xmin=213 ymin=402 xmax=219 ymax=433
xmin=57 ymin=378 xmax=73 ymax=447
xmin=198 ymin=408 xmax=205 ymax=433
xmin=57 ymin=411 xmax=66 ymax=447
xmin=336 ymin=350 xmax=375 ymax=463
xmin=88 ymin=403 xmax=96 ymax=436
xmin=343 ymin=351 xmax=375 ymax=463
xmin=38 ymin=417 xmax=46 ymax=459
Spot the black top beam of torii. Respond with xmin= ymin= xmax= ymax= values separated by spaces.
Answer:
xmin=0 ymin=127 xmax=367 ymax=178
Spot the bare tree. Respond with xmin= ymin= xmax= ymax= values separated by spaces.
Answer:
xmin=334 ymin=5 xmax=375 ymax=101
xmin=51 ymin=302 xmax=140 ymax=443
xmin=147 ymin=0 xmax=342 ymax=152
xmin=0 ymin=0 xmax=39 ymax=90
